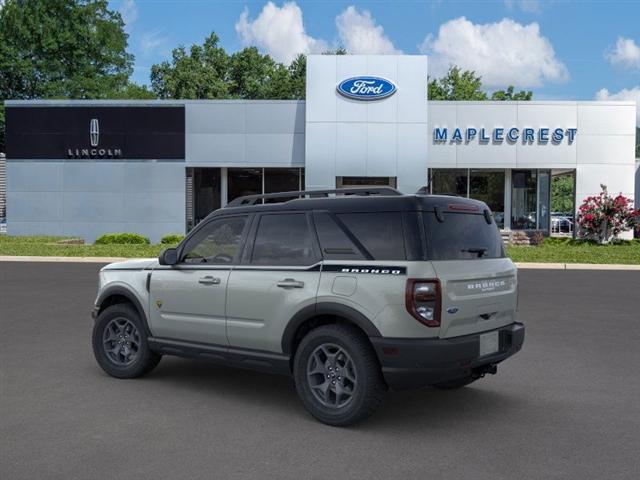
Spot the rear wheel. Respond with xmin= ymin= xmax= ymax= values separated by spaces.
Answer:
xmin=92 ymin=303 xmax=161 ymax=379
xmin=293 ymin=324 xmax=386 ymax=426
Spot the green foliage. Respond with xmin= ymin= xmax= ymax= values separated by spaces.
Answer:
xmin=551 ymin=174 xmax=575 ymax=213
xmin=160 ymin=234 xmax=184 ymax=245
xmin=507 ymin=239 xmax=640 ymax=264
xmin=0 ymin=104 xmax=4 ymax=153
xmin=491 ymin=86 xmax=533 ymax=101
xmin=0 ymin=0 xmax=133 ymax=99
xmin=95 ymin=233 xmax=150 ymax=245
xmin=428 ymin=67 xmax=533 ymax=102
xmin=428 ymin=67 xmax=488 ymax=101
xmin=150 ymin=33 xmax=308 ymax=101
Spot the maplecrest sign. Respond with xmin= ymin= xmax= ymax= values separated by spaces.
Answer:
xmin=433 ymin=127 xmax=577 ymax=144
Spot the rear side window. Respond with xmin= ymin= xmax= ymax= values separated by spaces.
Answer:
xmin=251 ymin=213 xmax=318 ymax=265
xmin=313 ymin=212 xmax=366 ymax=260
xmin=424 ymin=212 xmax=504 ymax=260
xmin=336 ymin=212 xmax=406 ymax=260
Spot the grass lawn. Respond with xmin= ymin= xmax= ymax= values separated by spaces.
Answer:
xmin=1 ymin=235 xmax=639 ymax=264
xmin=507 ymin=239 xmax=640 ymax=264
xmin=0 ymin=236 xmax=168 ymax=258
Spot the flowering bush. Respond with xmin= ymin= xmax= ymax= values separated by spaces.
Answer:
xmin=577 ymin=185 xmax=639 ymax=244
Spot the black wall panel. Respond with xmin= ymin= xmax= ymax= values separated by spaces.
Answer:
xmin=6 ymin=106 xmax=185 ymax=159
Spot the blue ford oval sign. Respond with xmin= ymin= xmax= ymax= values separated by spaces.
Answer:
xmin=337 ymin=76 xmax=397 ymax=101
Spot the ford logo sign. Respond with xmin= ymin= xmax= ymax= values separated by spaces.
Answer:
xmin=337 ymin=76 xmax=397 ymax=101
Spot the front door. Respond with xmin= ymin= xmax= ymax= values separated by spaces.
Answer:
xmin=148 ymin=215 xmax=250 ymax=345
xmin=226 ymin=212 xmax=321 ymax=353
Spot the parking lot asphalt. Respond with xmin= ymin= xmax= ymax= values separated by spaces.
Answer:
xmin=1 ymin=262 xmax=639 ymax=480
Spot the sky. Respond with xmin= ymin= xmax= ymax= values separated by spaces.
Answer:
xmin=112 ymin=0 xmax=640 ymax=123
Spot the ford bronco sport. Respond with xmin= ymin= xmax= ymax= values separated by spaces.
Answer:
xmin=91 ymin=188 xmax=524 ymax=426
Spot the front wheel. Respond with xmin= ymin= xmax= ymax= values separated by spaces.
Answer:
xmin=293 ymin=324 xmax=386 ymax=426
xmin=92 ymin=303 xmax=161 ymax=379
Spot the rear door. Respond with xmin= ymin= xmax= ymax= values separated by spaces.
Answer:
xmin=424 ymin=210 xmax=517 ymax=338
xmin=226 ymin=212 xmax=321 ymax=353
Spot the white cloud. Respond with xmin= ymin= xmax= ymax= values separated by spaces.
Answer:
xmin=420 ymin=17 xmax=568 ymax=88
xmin=140 ymin=30 xmax=168 ymax=56
xmin=335 ymin=6 xmax=401 ymax=55
xmin=504 ymin=0 xmax=542 ymax=14
xmin=605 ymin=37 xmax=640 ymax=70
xmin=595 ymin=86 xmax=640 ymax=124
xmin=235 ymin=1 xmax=326 ymax=64
xmin=119 ymin=0 xmax=138 ymax=33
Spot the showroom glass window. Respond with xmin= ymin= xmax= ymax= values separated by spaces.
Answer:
xmin=469 ymin=170 xmax=505 ymax=229
xmin=430 ymin=169 xmax=468 ymax=197
xmin=511 ymin=170 xmax=537 ymax=229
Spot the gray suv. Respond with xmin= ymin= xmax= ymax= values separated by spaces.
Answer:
xmin=91 ymin=188 xmax=524 ymax=426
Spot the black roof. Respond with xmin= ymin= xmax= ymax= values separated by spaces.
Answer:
xmin=214 ymin=192 xmax=490 ymax=217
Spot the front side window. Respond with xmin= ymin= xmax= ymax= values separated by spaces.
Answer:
xmin=251 ymin=213 xmax=317 ymax=265
xmin=182 ymin=216 xmax=248 ymax=264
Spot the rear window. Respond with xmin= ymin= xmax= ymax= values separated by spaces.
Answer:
xmin=424 ymin=212 xmax=504 ymax=260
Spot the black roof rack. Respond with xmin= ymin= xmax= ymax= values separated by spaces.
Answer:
xmin=226 ymin=187 xmax=403 ymax=207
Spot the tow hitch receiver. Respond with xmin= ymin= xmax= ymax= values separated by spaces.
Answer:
xmin=472 ymin=364 xmax=498 ymax=379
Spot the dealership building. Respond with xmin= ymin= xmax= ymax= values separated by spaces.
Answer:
xmin=3 ymin=55 xmax=638 ymax=242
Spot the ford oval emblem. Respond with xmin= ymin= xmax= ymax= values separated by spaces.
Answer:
xmin=337 ymin=76 xmax=397 ymax=101
xmin=447 ymin=307 xmax=459 ymax=314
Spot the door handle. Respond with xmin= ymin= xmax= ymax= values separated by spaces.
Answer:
xmin=277 ymin=278 xmax=305 ymax=289
xmin=198 ymin=276 xmax=221 ymax=285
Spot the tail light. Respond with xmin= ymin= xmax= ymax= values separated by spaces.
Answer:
xmin=405 ymin=279 xmax=441 ymax=327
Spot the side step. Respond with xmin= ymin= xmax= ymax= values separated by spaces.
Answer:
xmin=148 ymin=337 xmax=292 ymax=376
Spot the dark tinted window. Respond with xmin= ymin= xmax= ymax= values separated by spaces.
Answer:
xmin=182 ymin=216 xmax=248 ymax=264
xmin=424 ymin=212 xmax=504 ymax=260
xmin=252 ymin=214 xmax=317 ymax=265
xmin=313 ymin=212 xmax=366 ymax=260
xmin=337 ymin=212 xmax=405 ymax=260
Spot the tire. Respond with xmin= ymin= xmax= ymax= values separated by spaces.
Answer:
xmin=293 ymin=324 xmax=386 ymax=426
xmin=432 ymin=376 xmax=477 ymax=390
xmin=92 ymin=303 xmax=161 ymax=379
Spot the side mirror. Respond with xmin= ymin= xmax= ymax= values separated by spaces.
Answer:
xmin=159 ymin=247 xmax=178 ymax=266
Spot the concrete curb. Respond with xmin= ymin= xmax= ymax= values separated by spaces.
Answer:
xmin=514 ymin=262 xmax=640 ymax=270
xmin=0 ymin=255 xmax=128 ymax=263
xmin=1 ymin=256 xmax=639 ymax=270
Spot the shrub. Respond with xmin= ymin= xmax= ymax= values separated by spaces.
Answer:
xmin=95 ymin=233 xmax=150 ymax=245
xmin=576 ymin=184 xmax=639 ymax=244
xmin=161 ymin=234 xmax=184 ymax=245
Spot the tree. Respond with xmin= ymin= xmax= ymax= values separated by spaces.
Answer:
xmin=288 ymin=54 xmax=306 ymax=100
xmin=0 ymin=0 xmax=139 ymax=151
xmin=151 ymin=33 xmax=309 ymax=100
xmin=428 ymin=67 xmax=487 ymax=101
xmin=428 ymin=66 xmax=533 ymax=102
xmin=150 ymin=33 xmax=230 ymax=99
xmin=491 ymin=86 xmax=533 ymax=101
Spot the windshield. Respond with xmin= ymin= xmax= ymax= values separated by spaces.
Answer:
xmin=424 ymin=211 xmax=505 ymax=260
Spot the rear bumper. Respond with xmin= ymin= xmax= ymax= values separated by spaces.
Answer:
xmin=370 ymin=322 xmax=525 ymax=391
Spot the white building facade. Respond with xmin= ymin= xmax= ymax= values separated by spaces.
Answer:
xmin=3 ymin=54 xmax=637 ymax=241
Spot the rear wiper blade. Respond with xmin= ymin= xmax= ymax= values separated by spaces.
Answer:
xmin=461 ymin=248 xmax=487 ymax=258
